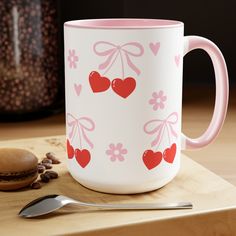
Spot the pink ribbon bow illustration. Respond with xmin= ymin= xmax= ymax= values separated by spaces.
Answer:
xmin=67 ymin=113 xmax=95 ymax=149
xmin=144 ymin=112 xmax=178 ymax=148
xmin=93 ymin=41 xmax=144 ymax=78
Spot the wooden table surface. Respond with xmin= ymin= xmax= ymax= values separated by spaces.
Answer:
xmin=0 ymin=88 xmax=235 ymax=186
xmin=1 ymin=136 xmax=236 ymax=235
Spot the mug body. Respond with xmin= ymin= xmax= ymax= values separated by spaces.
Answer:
xmin=64 ymin=19 xmax=184 ymax=194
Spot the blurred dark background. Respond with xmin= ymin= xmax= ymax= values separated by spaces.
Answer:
xmin=60 ymin=0 xmax=235 ymax=105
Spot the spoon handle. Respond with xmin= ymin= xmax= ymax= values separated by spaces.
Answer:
xmin=75 ymin=201 xmax=193 ymax=210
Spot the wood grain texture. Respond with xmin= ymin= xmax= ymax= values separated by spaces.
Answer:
xmin=0 ymin=136 xmax=236 ymax=235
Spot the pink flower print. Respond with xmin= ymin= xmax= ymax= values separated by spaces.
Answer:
xmin=68 ymin=49 xmax=78 ymax=69
xmin=149 ymin=90 xmax=167 ymax=111
xmin=106 ymin=143 xmax=128 ymax=162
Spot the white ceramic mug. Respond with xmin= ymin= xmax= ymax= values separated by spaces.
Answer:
xmin=64 ymin=19 xmax=228 ymax=194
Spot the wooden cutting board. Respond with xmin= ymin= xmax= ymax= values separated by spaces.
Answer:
xmin=0 ymin=135 xmax=236 ymax=236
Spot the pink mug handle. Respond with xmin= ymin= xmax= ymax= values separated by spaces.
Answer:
xmin=182 ymin=36 xmax=229 ymax=149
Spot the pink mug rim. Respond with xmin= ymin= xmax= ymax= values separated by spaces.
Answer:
xmin=64 ymin=18 xmax=184 ymax=29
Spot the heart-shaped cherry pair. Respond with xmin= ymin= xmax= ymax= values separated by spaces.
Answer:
xmin=142 ymin=143 xmax=177 ymax=170
xmin=89 ymin=71 xmax=136 ymax=98
xmin=142 ymin=150 xmax=162 ymax=170
xmin=75 ymin=149 xmax=91 ymax=168
xmin=67 ymin=139 xmax=74 ymax=159
xmin=163 ymin=143 xmax=176 ymax=164
xmin=89 ymin=71 xmax=110 ymax=93
xmin=67 ymin=139 xmax=91 ymax=168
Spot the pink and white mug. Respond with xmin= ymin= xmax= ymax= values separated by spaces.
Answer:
xmin=64 ymin=19 xmax=228 ymax=194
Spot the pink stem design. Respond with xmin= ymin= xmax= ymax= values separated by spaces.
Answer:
xmin=67 ymin=113 xmax=95 ymax=149
xmin=67 ymin=113 xmax=78 ymax=141
xmin=143 ymin=112 xmax=178 ymax=149
xmin=155 ymin=125 xmax=166 ymax=151
xmin=119 ymin=50 xmax=125 ymax=79
xmin=77 ymin=125 xmax=82 ymax=149
xmin=166 ymin=125 xmax=171 ymax=146
xmin=103 ymin=51 xmax=119 ymax=76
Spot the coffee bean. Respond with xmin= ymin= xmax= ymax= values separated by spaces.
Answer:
xmin=44 ymin=172 xmax=52 ymax=179
xmin=31 ymin=181 xmax=41 ymax=189
xmin=0 ymin=1 xmax=60 ymax=113
xmin=40 ymin=173 xmax=50 ymax=183
xmin=45 ymin=170 xmax=58 ymax=179
xmin=37 ymin=164 xmax=46 ymax=173
xmin=42 ymin=163 xmax=52 ymax=169
xmin=52 ymin=159 xmax=61 ymax=164
xmin=42 ymin=158 xmax=52 ymax=164
xmin=46 ymin=152 xmax=61 ymax=164
xmin=45 ymin=152 xmax=55 ymax=159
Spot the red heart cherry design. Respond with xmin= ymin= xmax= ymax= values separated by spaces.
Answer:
xmin=111 ymin=77 xmax=136 ymax=98
xmin=67 ymin=139 xmax=74 ymax=159
xmin=142 ymin=150 xmax=162 ymax=170
xmin=75 ymin=148 xmax=91 ymax=168
xmin=163 ymin=143 xmax=177 ymax=163
xmin=89 ymin=71 xmax=110 ymax=93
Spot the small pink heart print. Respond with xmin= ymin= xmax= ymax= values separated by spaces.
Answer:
xmin=149 ymin=42 xmax=160 ymax=56
xmin=175 ymin=54 xmax=180 ymax=67
xmin=74 ymin=83 xmax=82 ymax=96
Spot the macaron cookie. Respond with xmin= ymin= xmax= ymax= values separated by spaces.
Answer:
xmin=0 ymin=148 xmax=38 ymax=191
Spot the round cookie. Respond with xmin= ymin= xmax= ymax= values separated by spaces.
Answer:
xmin=0 ymin=148 xmax=38 ymax=190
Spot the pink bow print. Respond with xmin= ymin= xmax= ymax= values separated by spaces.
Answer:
xmin=93 ymin=41 xmax=144 ymax=78
xmin=67 ymin=113 xmax=95 ymax=149
xmin=144 ymin=112 xmax=178 ymax=148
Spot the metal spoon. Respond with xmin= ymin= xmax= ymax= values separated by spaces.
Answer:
xmin=19 ymin=194 xmax=193 ymax=218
